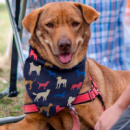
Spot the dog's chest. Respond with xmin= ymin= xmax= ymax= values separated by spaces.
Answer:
xmin=47 ymin=108 xmax=90 ymax=130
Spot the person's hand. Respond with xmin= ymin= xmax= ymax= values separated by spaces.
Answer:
xmin=95 ymin=103 xmax=124 ymax=130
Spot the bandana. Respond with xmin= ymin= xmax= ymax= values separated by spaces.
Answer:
xmin=24 ymin=47 xmax=86 ymax=117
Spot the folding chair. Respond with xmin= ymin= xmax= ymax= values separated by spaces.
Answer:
xmin=0 ymin=0 xmax=27 ymax=125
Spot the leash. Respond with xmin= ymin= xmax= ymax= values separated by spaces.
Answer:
xmin=23 ymin=76 xmax=105 ymax=129
xmin=68 ymin=104 xmax=80 ymax=130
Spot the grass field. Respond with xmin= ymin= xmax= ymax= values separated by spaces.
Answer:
xmin=0 ymin=4 xmax=11 ymax=55
xmin=0 ymin=4 xmax=24 ymax=118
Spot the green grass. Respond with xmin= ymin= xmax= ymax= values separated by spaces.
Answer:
xmin=0 ymin=63 xmax=25 ymax=117
xmin=0 ymin=4 xmax=24 ymax=118
xmin=0 ymin=4 xmax=11 ymax=55
xmin=0 ymin=79 xmax=25 ymax=118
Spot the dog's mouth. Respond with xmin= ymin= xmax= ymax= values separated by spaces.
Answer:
xmin=47 ymin=44 xmax=74 ymax=64
xmin=56 ymin=53 xmax=73 ymax=64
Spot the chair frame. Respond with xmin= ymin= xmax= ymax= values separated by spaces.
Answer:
xmin=0 ymin=0 xmax=27 ymax=125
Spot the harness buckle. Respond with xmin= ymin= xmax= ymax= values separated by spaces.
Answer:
xmin=88 ymin=90 xmax=93 ymax=100
xmin=68 ymin=104 xmax=77 ymax=115
xmin=96 ymin=88 xmax=99 ymax=92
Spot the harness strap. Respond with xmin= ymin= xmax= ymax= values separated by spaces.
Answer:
xmin=72 ymin=87 xmax=99 ymax=104
xmin=22 ymin=104 xmax=39 ymax=113
xmin=23 ymin=76 xmax=105 ymax=130
xmin=72 ymin=76 xmax=105 ymax=111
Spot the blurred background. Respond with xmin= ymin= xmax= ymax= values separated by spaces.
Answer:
xmin=0 ymin=0 xmax=24 ymax=118
xmin=0 ymin=0 xmax=130 ymax=118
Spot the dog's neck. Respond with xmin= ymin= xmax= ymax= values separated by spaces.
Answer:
xmin=24 ymin=46 xmax=87 ymax=117
xmin=28 ymin=45 xmax=92 ymax=93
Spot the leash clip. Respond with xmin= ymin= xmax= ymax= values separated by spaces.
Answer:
xmin=68 ymin=104 xmax=77 ymax=115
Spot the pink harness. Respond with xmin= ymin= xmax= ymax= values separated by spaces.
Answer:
xmin=23 ymin=76 xmax=105 ymax=130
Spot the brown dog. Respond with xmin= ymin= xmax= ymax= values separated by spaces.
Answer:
xmin=1 ymin=2 xmax=130 ymax=130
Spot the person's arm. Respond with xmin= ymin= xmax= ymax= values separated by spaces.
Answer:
xmin=95 ymin=86 xmax=130 ymax=130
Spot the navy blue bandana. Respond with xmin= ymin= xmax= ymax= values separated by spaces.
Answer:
xmin=24 ymin=47 xmax=86 ymax=117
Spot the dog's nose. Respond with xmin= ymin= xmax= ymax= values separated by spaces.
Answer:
xmin=58 ymin=38 xmax=71 ymax=51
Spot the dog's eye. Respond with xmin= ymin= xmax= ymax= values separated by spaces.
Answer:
xmin=46 ymin=22 xmax=54 ymax=28
xmin=72 ymin=21 xmax=80 ymax=27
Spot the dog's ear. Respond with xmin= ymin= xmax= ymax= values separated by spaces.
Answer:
xmin=74 ymin=3 xmax=100 ymax=24
xmin=22 ymin=7 xmax=43 ymax=35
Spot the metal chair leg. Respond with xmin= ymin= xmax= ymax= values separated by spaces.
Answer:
xmin=0 ymin=87 xmax=9 ymax=99
xmin=0 ymin=114 xmax=25 ymax=125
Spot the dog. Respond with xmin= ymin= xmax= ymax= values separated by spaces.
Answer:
xmin=54 ymin=91 xmax=67 ymax=98
xmin=48 ymin=70 xmax=56 ymax=78
xmin=56 ymin=76 xmax=67 ymax=89
xmin=33 ymin=89 xmax=50 ymax=102
xmin=24 ymin=77 xmax=36 ymax=90
xmin=1 ymin=2 xmax=130 ymax=130
xmin=29 ymin=49 xmax=37 ymax=61
xmin=70 ymin=82 xmax=83 ymax=90
xmin=37 ymin=81 xmax=50 ymax=89
xmin=39 ymin=103 xmax=53 ymax=117
xmin=76 ymin=70 xmax=85 ymax=78
xmin=28 ymin=62 xmax=41 ymax=76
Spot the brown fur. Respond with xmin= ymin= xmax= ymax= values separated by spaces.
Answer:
xmin=1 ymin=2 xmax=130 ymax=130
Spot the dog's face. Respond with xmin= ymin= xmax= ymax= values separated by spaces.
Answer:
xmin=22 ymin=2 xmax=100 ymax=69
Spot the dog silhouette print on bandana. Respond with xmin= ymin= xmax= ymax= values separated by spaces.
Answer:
xmin=24 ymin=46 xmax=86 ymax=117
